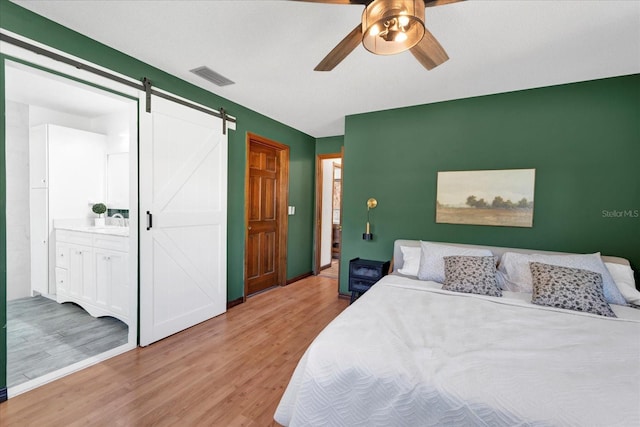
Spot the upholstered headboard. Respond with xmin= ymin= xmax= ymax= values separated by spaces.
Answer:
xmin=392 ymin=239 xmax=631 ymax=273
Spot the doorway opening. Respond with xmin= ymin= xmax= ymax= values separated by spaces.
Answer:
xmin=244 ymin=133 xmax=289 ymax=298
xmin=315 ymin=153 xmax=343 ymax=281
xmin=4 ymin=59 xmax=138 ymax=395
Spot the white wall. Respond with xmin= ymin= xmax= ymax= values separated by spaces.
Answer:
xmin=6 ymin=101 xmax=31 ymax=300
xmin=29 ymin=105 xmax=94 ymax=131
xmin=92 ymin=110 xmax=130 ymax=154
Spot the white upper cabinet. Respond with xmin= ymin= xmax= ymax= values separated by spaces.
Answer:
xmin=28 ymin=124 xmax=107 ymax=296
xmin=29 ymin=125 xmax=49 ymax=188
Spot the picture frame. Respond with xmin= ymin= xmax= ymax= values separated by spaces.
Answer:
xmin=436 ymin=169 xmax=535 ymax=227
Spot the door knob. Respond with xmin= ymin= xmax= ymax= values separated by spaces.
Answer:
xmin=248 ymin=226 xmax=252 ymax=230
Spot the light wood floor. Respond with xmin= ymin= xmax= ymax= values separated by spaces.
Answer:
xmin=0 ymin=275 xmax=348 ymax=426
xmin=318 ymin=259 xmax=339 ymax=279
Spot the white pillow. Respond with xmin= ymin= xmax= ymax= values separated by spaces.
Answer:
xmin=498 ymin=251 xmax=627 ymax=305
xmin=605 ymin=262 xmax=640 ymax=305
xmin=397 ymin=246 xmax=421 ymax=276
xmin=417 ymin=241 xmax=493 ymax=283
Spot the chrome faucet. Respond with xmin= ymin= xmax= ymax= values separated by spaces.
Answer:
xmin=111 ymin=213 xmax=126 ymax=227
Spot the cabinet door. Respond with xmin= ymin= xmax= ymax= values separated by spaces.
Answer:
xmin=109 ymin=252 xmax=129 ymax=319
xmin=68 ymin=244 xmax=94 ymax=300
xmin=29 ymin=188 xmax=48 ymax=295
xmin=55 ymin=267 xmax=68 ymax=294
xmin=95 ymin=249 xmax=129 ymax=319
xmin=55 ymin=243 xmax=69 ymax=269
xmin=29 ymin=124 xmax=48 ymax=188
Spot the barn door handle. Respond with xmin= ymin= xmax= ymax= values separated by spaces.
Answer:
xmin=146 ymin=211 xmax=153 ymax=230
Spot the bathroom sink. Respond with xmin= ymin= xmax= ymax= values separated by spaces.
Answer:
xmin=93 ymin=226 xmax=129 ymax=236
xmin=54 ymin=224 xmax=130 ymax=237
xmin=79 ymin=225 xmax=130 ymax=236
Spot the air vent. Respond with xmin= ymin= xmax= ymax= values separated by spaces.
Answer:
xmin=190 ymin=66 xmax=235 ymax=87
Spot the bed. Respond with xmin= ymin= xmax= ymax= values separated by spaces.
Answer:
xmin=274 ymin=240 xmax=640 ymax=426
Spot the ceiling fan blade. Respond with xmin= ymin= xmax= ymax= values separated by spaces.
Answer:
xmin=410 ymin=28 xmax=449 ymax=70
xmin=292 ymin=0 xmax=370 ymax=4
xmin=315 ymin=24 xmax=363 ymax=71
xmin=425 ymin=0 xmax=465 ymax=7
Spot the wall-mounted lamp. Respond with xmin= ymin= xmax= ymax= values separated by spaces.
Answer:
xmin=363 ymin=197 xmax=378 ymax=240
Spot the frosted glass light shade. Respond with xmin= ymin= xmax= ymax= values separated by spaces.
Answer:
xmin=362 ymin=0 xmax=425 ymax=55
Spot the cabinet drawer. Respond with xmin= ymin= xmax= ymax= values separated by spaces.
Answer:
xmin=349 ymin=278 xmax=376 ymax=293
xmin=350 ymin=265 xmax=384 ymax=279
xmin=56 ymin=230 xmax=93 ymax=246
xmin=93 ymin=234 xmax=128 ymax=252
xmin=55 ymin=267 xmax=68 ymax=292
xmin=55 ymin=244 xmax=69 ymax=268
xmin=349 ymin=258 xmax=390 ymax=280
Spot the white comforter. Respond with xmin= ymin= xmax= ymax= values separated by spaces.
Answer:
xmin=274 ymin=275 xmax=640 ymax=427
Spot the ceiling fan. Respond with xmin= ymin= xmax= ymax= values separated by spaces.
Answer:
xmin=295 ymin=0 xmax=464 ymax=71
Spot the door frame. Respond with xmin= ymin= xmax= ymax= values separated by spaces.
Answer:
xmin=314 ymin=150 xmax=343 ymax=275
xmin=244 ymin=133 xmax=289 ymax=300
xmin=1 ymin=48 xmax=139 ymax=397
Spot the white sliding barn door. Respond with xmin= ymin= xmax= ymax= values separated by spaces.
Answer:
xmin=140 ymin=95 xmax=227 ymax=346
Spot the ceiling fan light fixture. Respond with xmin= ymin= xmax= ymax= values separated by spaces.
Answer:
xmin=394 ymin=31 xmax=408 ymax=42
xmin=362 ymin=0 xmax=425 ymax=55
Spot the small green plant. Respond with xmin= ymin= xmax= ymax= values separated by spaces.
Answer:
xmin=92 ymin=203 xmax=107 ymax=217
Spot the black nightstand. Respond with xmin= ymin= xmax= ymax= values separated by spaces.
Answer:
xmin=349 ymin=257 xmax=390 ymax=304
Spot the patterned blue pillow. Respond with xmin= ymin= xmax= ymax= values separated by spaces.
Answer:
xmin=530 ymin=262 xmax=616 ymax=317
xmin=443 ymin=256 xmax=502 ymax=297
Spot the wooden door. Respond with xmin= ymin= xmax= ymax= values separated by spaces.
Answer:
xmin=139 ymin=95 xmax=227 ymax=346
xmin=246 ymin=142 xmax=280 ymax=295
xmin=244 ymin=134 xmax=289 ymax=297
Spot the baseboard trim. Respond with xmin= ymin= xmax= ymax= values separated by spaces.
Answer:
xmin=319 ymin=263 xmax=332 ymax=271
xmin=227 ymin=297 xmax=244 ymax=309
xmin=0 ymin=386 xmax=8 ymax=402
xmin=287 ymin=271 xmax=313 ymax=285
xmin=338 ymin=292 xmax=350 ymax=300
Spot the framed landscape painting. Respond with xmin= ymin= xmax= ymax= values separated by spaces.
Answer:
xmin=436 ymin=169 xmax=535 ymax=227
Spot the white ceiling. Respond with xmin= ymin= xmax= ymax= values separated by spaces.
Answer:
xmin=10 ymin=0 xmax=640 ymax=138
xmin=5 ymin=61 xmax=131 ymax=118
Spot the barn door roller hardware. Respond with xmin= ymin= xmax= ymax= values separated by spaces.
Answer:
xmin=0 ymin=33 xmax=235 ymax=135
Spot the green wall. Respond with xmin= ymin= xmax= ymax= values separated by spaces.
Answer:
xmin=0 ymin=44 xmax=5 ymax=396
xmin=340 ymin=75 xmax=640 ymax=292
xmin=0 ymin=0 xmax=317 ymax=295
xmin=0 ymin=0 xmax=315 ymax=390
xmin=315 ymin=135 xmax=344 ymax=156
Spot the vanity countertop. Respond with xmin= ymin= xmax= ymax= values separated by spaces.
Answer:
xmin=55 ymin=225 xmax=129 ymax=237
